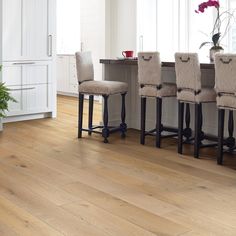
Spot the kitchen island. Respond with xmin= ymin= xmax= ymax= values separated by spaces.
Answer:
xmin=100 ymin=59 xmax=223 ymax=136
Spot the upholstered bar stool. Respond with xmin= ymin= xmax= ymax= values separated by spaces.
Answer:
xmin=215 ymin=53 xmax=236 ymax=165
xmin=138 ymin=52 xmax=177 ymax=148
xmin=175 ymin=53 xmax=217 ymax=158
xmin=76 ymin=51 xmax=128 ymax=143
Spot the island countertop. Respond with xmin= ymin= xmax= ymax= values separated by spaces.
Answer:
xmin=100 ymin=58 xmax=215 ymax=70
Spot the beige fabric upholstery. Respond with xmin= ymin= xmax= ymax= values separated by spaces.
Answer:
xmin=75 ymin=51 xmax=94 ymax=82
xmin=139 ymin=83 xmax=177 ymax=98
xmin=138 ymin=52 xmax=162 ymax=86
xmin=175 ymin=52 xmax=216 ymax=103
xmin=79 ymin=80 xmax=128 ymax=95
xmin=177 ymin=87 xmax=216 ymax=103
xmin=138 ymin=52 xmax=176 ymax=98
xmin=76 ymin=51 xmax=128 ymax=96
xmin=175 ymin=53 xmax=201 ymax=92
xmin=217 ymin=95 xmax=236 ymax=110
xmin=215 ymin=53 xmax=236 ymax=109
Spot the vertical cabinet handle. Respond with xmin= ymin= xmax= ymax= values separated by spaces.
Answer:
xmin=139 ymin=35 xmax=144 ymax=52
xmin=48 ymin=35 xmax=52 ymax=57
xmin=81 ymin=42 xmax=84 ymax=52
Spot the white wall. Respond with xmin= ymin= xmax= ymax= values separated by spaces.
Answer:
xmin=106 ymin=0 xmax=137 ymax=58
xmin=80 ymin=0 xmax=106 ymax=81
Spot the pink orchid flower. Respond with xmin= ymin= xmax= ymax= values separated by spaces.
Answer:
xmin=195 ymin=0 xmax=220 ymax=13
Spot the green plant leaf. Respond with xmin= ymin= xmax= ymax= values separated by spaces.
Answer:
xmin=212 ymin=33 xmax=221 ymax=47
xmin=199 ymin=41 xmax=212 ymax=49
xmin=0 ymin=81 xmax=17 ymax=118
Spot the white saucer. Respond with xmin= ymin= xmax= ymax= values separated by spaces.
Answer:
xmin=116 ymin=57 xmax=137 ymax=60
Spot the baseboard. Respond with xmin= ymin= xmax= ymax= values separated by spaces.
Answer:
xmin=3 ymin=112 xmax=53 ymax=123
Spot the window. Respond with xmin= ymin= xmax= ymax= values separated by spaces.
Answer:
xmin=229 ymin=0 xmax=236 ymax=52
xmin=137 ymin=0 xmax=236 ymax=59
xmin=57 ymin=0 xmax=80 ymax=54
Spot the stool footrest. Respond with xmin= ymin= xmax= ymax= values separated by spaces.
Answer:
xmin=200 ymin=143 xmax=218 ymax=148
xmin=145 ymin=126 xmax=178 ymax=137
xmin=82 ymin=125 xmax=122 ymax=135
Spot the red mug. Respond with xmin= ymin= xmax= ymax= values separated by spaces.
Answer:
xmin=122 ymin=50 xmax=134 ymax=58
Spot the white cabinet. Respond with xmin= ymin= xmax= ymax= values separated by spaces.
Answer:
xmin=6 ymin=84 xmax=52 ymax=116
xmin=2 ymin=61 xmax=52 ymax=86
xmin=0 ymin=0 xmax=56 ymax=123
xmin=2 ymin=0 xmax=22 ymax=61
xmin=2 ymin=61 xmax=53 ymax=117
xmin=2 ymin=0 xmax=54 ymax=61
xmin=57 ymin=55 xmax=78 ymax=96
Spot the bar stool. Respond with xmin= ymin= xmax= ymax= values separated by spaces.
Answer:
xmin=215 ymin=53 xmax=236 ymax=165
xmin=175 ymin=53 xmax=217 ymax=158
xmin=76 ymin=51 xmax=128 ymax=143
xmin=138 ymin=52 xmax=177 ymax=148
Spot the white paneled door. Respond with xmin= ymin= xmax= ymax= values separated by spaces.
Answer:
xmin=2 ymin=0 xmax=22 ymax=61
xmin=2 ymin=0 xmax=53 ymax=61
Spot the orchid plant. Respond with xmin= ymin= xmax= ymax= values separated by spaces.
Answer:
xmin=196 ymin=0 xmax=235 ymax=50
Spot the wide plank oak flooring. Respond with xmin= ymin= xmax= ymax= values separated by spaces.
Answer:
xmin=0 ymin=95 xmax=236 ymax=235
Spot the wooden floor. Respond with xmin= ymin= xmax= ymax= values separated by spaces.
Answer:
xmin=0 ymin=95 xmax=236 ymax=235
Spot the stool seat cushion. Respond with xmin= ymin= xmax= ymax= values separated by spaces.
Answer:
xmin=139 ymin=83 xmax=177 ymax=98
xmin=79 ymin=80 xmax=128 ymax=95
xmin=177 ymin=87 xmax=216 ymax=103
xmin=217 ymin=94 xmax=236 ymax=110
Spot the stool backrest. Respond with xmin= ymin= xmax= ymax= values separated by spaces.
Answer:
xmin=75 ymin=51 xmax=94 ymax=83
xmin=215 ymin=53 xmax=236 ymax=95
xmin=175 ymin=53 xmax=201 ymax=92
xmin=138 ymin=52 xmax=162 ymax=86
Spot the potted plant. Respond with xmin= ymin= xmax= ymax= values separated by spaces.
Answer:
xmin=0 ymin=66 xmax=16 ymax=118
xmin=196 ymin=0 xmax=235 ymax=62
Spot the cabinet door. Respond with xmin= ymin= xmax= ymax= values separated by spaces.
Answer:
xmin=6 ymin=85 xmax=52 ymax=116
xmin=2 ymin=0 xmax=55 ymax=61
xmin=3 ymin=62 xmax=53 ymax=116
xmin=23 ymin=0 xmax=51 ymax=60
xmin=69 ymin=56 xmax=77 ymax=86
xmin=2 ymin=64 xmax=22 ymax=86
xmin=2 ymin=61 xmax=52 ymax=86
xmin=25 ymin=84 xmax=52 ymax=113
xmin=23 ymin=61 xmax=52 ymax=85
xmin=2 ymin=0 xmax=23 ymax=61
xmin=56 ymin=56 xmax=70 ymax=93
xmin=6 ymin=86 xmax=24 ymax=116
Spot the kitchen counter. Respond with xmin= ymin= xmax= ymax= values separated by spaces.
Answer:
xmin=100 ymin=58 xmax=226 ymax=136
xmin=100 ymin=59 xmax=215 ymax=69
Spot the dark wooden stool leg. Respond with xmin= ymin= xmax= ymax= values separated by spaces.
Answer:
xmin=226 ymin=110 xmax=235 ymax=151
xmin=120 ymin=93 xmax=127 ymax=138
xmin=156 ymin=97 xmax=162 ymax=148
xmin=102 ymin=95 xmax=109 ymax=143
xmin=140 ymin=97 xmax=146 ymax=145
xmin=178 ymin=101 xmax=184 ymax=154
xmin=199 ymin=103 xmax=204 ymax=143
xmin=194 ymin=103 xmax=201 ymax=158
xmin=218 ymin=109 xmax=225 ymax=165
xmin=88 ymin=95 xmax=94 ymax=136
xmin=78 ymin=93 xmax=84 ymax=138
xmin=183 ymin=103 xmax=192 ymax=142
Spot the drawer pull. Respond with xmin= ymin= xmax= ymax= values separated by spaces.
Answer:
xmin=9 ymin=87 xmax=36 ymax=91
xmin=13 ymin=62 xmax=36 ymax=65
